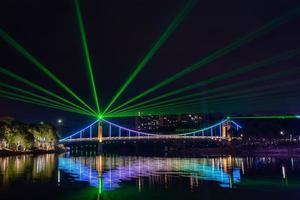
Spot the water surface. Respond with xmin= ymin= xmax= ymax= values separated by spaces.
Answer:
xmin=0 ymin=154 xmax=300 ymax=200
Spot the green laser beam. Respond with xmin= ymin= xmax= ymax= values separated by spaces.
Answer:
xmin=112 ymin=68 xmax=299 ymax=114
xmin=230 ymin=115 xmax=300 ymax=119
xmin=75 ymin=0 xmax=100 ymax=115
xmin=0 ymin=93 xmax=93 ymax=117
xmin=106 ymin=82 xmax=299 ymax=117
xmin=107 ymin=91 xmax=292 ymax=117
xmin=144 ymin=79 xmax=299 ymax=112
xmin=140 ymin=94 xmax=290 ymax=116
xmin=105 ymin=96 xmax=266 ymax=117
xmin=203 ymin=90 xmax=300 ymax=115
xmin=0 ymin=90 xmax=94 ymax=117
xmin=109 ymin=48 xmax=300 ymax=114
xmin=0 ymin=81 xmax=93 ymax=116
xmin=0 ymin=67 xmax=96 ymax=116
xmin=106 ymin=65 xmax=297 ymax=117
xmin=154 ymin=81 xmax=298 ymax=112
xmin=0 ymin=89 xmax=90 ymax=115
xmin=97 ymin=176 xmax=102 ymax=200
xmin=108 ymin=7 xmax=300 ymax=113
xmin=103 ymin=0 xmax=196 ymax=115
xmin=149 ymin=86 xmax=299 ymax=114
xmin=0 ymin=28 xmax=96 ymax=115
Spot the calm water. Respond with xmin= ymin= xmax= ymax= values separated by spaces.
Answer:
xmin=0 ymin=154 xmax=300 ymax=200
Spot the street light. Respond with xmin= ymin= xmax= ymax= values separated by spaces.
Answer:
xmin=57 ymin=119 xmax=63 ymax=124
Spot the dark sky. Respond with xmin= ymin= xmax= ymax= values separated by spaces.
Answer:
xmin=0 ymin=0 xmax=300 ymax=133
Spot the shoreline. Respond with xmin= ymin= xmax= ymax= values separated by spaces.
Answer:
xmin=0 ymin=148 xmax=66 ymax=156
xmin=2 ymin=146 xmax=300 ymax=158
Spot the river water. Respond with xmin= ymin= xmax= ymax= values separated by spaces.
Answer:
xmin=0 ymin=153 xmax=300 ymax=200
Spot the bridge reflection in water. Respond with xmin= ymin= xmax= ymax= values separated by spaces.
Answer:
xmin=58 ymin=155 xmax=241 ymax=192
xmin=1 ymin=154 xmax=298 ymax=200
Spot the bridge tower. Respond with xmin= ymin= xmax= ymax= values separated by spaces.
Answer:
xmin=97 ymin=121 xmax=103 ymax=153
xmin=222 ymin=121 xmax=231 ymax=139
xmin=98 ymin=121 xmax=103 ymax=142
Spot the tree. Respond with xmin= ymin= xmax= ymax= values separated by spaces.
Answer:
xmin=28 ymin=123 xmax=58 ymax=150
xmin=0 ymin=119 xmax=58 ymax=151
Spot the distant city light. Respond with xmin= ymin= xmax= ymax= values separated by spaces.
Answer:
xmin=280 ymin=131 xmax=284 ymax=135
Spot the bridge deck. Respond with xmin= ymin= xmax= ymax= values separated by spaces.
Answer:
xmin=60 ymin=136 xmax=241 ymax=143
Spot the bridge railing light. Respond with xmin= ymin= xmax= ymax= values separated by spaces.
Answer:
xmin=59 ymin=118 xmax=242 ymax=142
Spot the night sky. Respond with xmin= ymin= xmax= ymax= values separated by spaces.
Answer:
xmin=0 ymin=0 xmax=300 ymax=133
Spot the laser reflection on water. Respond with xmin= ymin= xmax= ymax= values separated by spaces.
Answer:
xmin=2 ymin=154 xmax=300 ymax=200
xmin=58 ymin=155 xmax=241 ymax=191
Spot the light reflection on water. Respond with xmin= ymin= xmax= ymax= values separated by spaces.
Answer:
xmin=1 ymin=154 xmax=300 ymax=199
xmin=0 ymin=154 xmax=56 ymax=184
xmin=58 ymin=156 xmax=241 ymax=190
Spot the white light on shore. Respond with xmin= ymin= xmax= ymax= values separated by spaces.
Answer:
xmin=280 ymin=131 xmax=284 ymax=135
xmin=282 ymin=165 xmax=286 ymax=179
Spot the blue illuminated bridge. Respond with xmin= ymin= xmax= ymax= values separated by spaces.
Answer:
xmin=59 ymin=119 xmax=242 ymax=147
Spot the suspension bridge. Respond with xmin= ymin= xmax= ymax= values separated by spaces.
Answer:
xmin=59 ymin=118 xmax=242 ymax=151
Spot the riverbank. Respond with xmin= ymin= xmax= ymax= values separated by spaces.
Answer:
xmin=0 ymin=148 xmax=66 ymax=156
xmin=4 ymin=146 xmax=300 ymax=158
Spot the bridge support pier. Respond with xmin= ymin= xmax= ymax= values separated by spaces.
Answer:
xmin=98 ymin=121 xmax=103 ymax=142
xmin=222 ymin=121 xmax=231 ymax=139
xmin=98 ymin=121 xmax=103 ymax=153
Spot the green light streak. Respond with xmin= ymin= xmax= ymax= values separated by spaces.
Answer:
xmin=112 ymin=68 xmax=298 ymax=115
xmin=109 ymin=48 xmax=300 ymax=114
xmin=0 ymin=81 xmax=92 ymax=115
xmin=97 ymin=176 xmax=102 ymax=200
xmin=146 ymin=82 xmax=298 ymax=113
xmin=75 ymin=0 xmax=100 ymax=115
xmin=106 ymin=82 xmax=299 ymax=117
xmin=230 ymin=115 xmax=300 ymax=119
xmin=98 ymin=115 xmax=103 ymax=120
xmin=103 ymin=0 xmax=196 ymax=115
xmin=148 ymin=87 xmax=298 ymax=115
xmin=0 ymin=67 xmax=97 ymax=117
xmin=193 ymin=91 xmax=299 ymax=115
xmin=108 ymin=8 xmax=300 ymax=113
xmin=0 ymin=90 xmax=93 ymax=117
xmin=0 ymin=28 xmax=96 ymax=115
